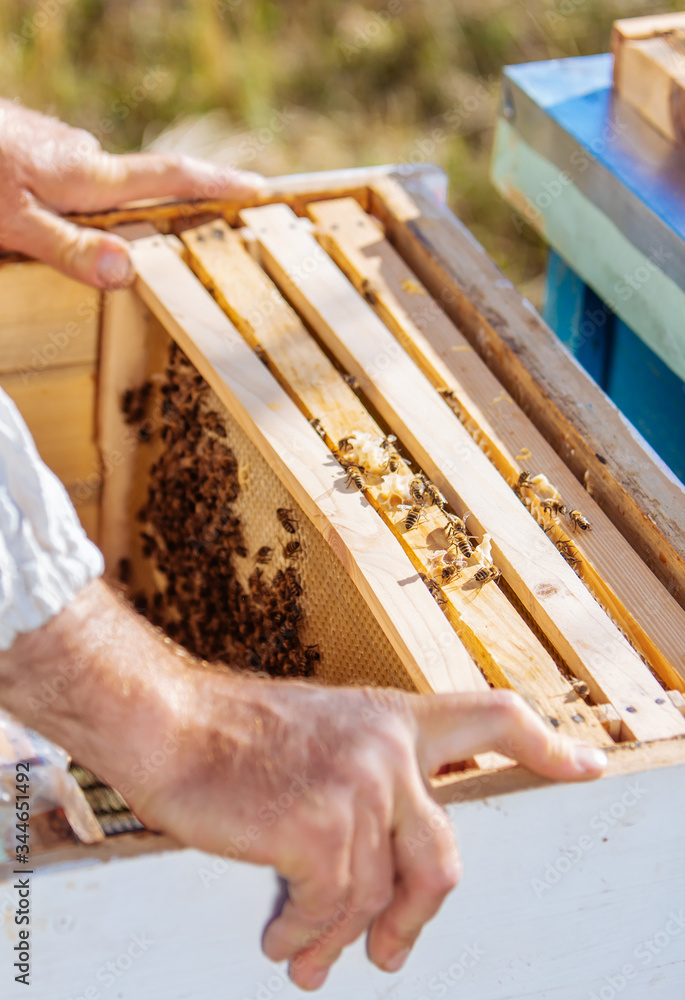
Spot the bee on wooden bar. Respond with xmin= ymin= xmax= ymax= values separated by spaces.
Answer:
xmin=514 ymin=470 xmax=535 ymax=497
xmin=404 ymin=504 xmax=426 ymax=531
xmin=343 ymin=374 xmax=361 ymax=391
xmin=449 ymin=532 xmax=473 ymax=560
xmin=440 ymin=564 xmax=460 ymax=584
xmin=254 ymin=345 xmax=269 ymax=366
xmin=421 ymin=574 xmax=446 ymax=606
xmin=571 ymin=679 xmax=590 ymax=698
xmin=361 ymin=278 xmax=378 ymax=305
xmin=310 ymin=417 xmax=326 ymax=438
xmin=438 ymin=387 xmax=459 ymax=410
xmin=568 ymin=509 xmax=591 ymax=531
xmin=474 ymin=565 xmax=501 ymax=584
xmin=423 ymin=480 xmax=447 ymax=510
xmin=345 ymin=465 xmax=367 ymax=491
xmin=256 ymin=546 xmax=273 ymax=564
xmin=540 ymin=499 xmax=568 ymax=517
xmin=409 ymin=476 xmax=426 ymax=504
xmin=444 ymin=512 xmax=467 ymax=538
xmin=337 ymin=436 xmax=356 ymax=454
xmin=284 ymin=540 xmax=301 ymax=559
xmin=277 ymin=508 xmax=298 ymax=533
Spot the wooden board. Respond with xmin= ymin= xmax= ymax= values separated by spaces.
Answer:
xmin=613 ymin=13 xmax=685 ymax=145
xmin=128 ymin=234 xmax=487 ymax=697
xmin=241 ymin=203 xmax=685 ymax=744
xmin=308 ymin=196 xmax=685 ymax=693
xmin=0 ymin=365 xmax=99 ymax=488
xmin=70 ymin=489 xmax=101 ymax=545
xmin=367 ymin=176 xmax=685 ymax=610
xmin=181 ymin=218 xmax=609 ymax=745
xmin=0 ymin=262 xmax=100 ymax=376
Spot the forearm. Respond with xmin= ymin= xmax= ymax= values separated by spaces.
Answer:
xmin=0 ymin=579 xmax=192 ymax=793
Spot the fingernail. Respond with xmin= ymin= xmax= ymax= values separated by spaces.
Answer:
xmin=97 ymin=250 xmax=134 ymax=288
xmin=384 ymin=947 xmax=411 ymax=973
xmin=300 ymin=967 xmax=329 ymax=990
xmin=572 ymin=745 xmax=608 ymax=773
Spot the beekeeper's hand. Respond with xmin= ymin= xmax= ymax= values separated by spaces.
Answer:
xmin=0 ymin=579 xmax=606 ymax=992
xmin=0 ymin=99 xmax=264 ymax=288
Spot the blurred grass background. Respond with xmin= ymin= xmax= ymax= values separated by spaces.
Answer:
xmin=1 ymin=0 xmax=680 ymax=299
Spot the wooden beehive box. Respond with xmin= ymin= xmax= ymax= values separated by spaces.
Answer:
xmin=612 ymin=11 xmax=685 ymax=145
xmin=1 ymin=166 xmax=684 ymax=999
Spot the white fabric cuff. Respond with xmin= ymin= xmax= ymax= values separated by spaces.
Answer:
xmin=0 ymin=388 xmax=104 ymax=650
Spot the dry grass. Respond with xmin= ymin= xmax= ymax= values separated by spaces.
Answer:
xmin=1 ymin=0 xmax=679 ymax=293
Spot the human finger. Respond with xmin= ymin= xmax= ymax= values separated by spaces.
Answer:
xmin=5 ymin=195 xmax=134 ymax=289
xmin=412 ymin=689 xmax=608 ymax=781
xmin=287 ymin=801 xmax=394 ymax=991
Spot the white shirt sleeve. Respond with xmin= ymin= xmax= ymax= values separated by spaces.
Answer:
xmin=0 ymin=387 xmax=104 ymax=650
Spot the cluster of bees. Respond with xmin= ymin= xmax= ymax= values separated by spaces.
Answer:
xmin=120 ymin=342 xmax=318 ymax=679
xmin=514 ymin=470 xmax=591 ymax=571
xmin=514 ymin=470 xmax=591 ymax=533
xmin=333 ymin=431 xmax=501 ymax=598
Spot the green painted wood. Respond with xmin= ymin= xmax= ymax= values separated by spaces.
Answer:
xmin=492 ymin=118 xmax=685 ymax=384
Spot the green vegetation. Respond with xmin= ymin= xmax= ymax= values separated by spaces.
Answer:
xmin=1 ymin=1 xmax=679 ymax=292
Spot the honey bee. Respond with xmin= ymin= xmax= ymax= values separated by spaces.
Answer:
xmin=256 ymin=546 xmax=273 ymax=564
xmin=254 ymin=345 xmax=269 ymax=366
xmin=474 ymin=565 xmax=501 ymax=584
xmin=541 ymin=499 xmax=568 ymax=516
xmin=343 ymin=374 xmax=361 ymax=391
xmin=440 ymin=564 xmax=460 ymax=583
xmin=384 ymin=452 xmax=401 ymax=473
xmin=449 ymin=532 xmax=473 ymax=560
xmin=423 ymin=481 xmax=447 ymax=510
xmin=310 ymin=417 xmax=326 ymax=438
xmin=379 ymin=434 xmax=397 ymax=451
xmin=514 ymin=470 xmax=535 ymax=496
xmin=409 ymin=477 xmax=425 ymax=504
xmin=117 ymin=557 xmax=132 ymax=585
xmin=404 ymin=504 xmax=426 ymax=531
xmin=284 ymin=567 xmax=303 ymax=598
xmin=557 ymin=541 xmax=580 ymax=569
xmin=345 ymin=465 xmax=367 ymax=491
xmin=283 ymin=540 xmax=301 ymax=559
xmin=361 ymin=278 xmax=378 ymax=305
xmin=444 ymin=512 xmax=467 ymax=538
xmin=337 ymin=436 xmax=356 ymax=454
xmin=571 ymin=679 xmax=590 ymax=698
xmin=421 ymin=574 xmax=446 ymax=606
xmin=304 ymin=645 xmax=320 ymax=662
xmin=568 ymin=509 xmax=591 ymax=531
xmin=277 ymin=508 xmax=298 ymax=533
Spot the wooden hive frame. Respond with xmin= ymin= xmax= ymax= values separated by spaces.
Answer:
xmin=1 ymin=165 xmax=684 ymax=999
